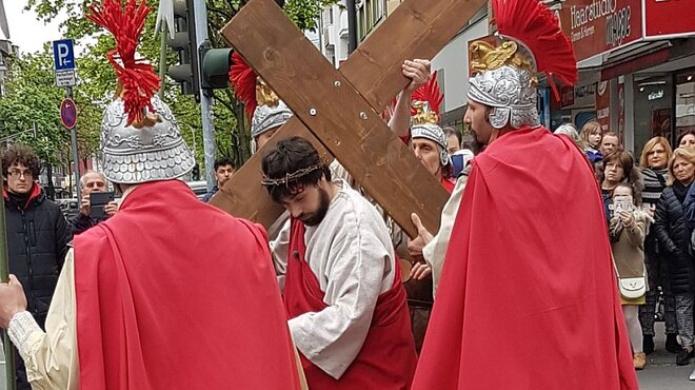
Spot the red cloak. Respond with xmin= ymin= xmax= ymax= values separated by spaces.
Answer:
xmin=74 ymin=180 xmax=301 ymax=390
xmin=412 ymin=127 xmax=638 ymax=389
xmin=285 ymin=219 xmax=417 ymax=389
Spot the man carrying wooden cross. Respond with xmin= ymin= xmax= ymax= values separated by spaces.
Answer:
xmin=0 ymin=1 xmax=305 ymax=389
xmin=263 ymin=136 xmax=417 ymax=389
xmin=409 ymin=0 xmax=639 ymax=388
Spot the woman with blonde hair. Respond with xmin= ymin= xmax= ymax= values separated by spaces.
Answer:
xmin=580 ymin=121 xmax=603 ymax=163
xmin=638 ymin=137 xmax=678 ymax=355
xmin=653 ymin=147 xmax=695 ymax=376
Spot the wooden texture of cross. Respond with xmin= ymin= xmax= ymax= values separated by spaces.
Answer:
xmin=211 ymin=0 xmax=485 ymax=238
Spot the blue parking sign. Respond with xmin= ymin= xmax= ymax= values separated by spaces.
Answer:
xmin=52 ymin=39 xmax=75 ymax=71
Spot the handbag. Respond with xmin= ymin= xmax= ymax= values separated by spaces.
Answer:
xmin=618 ymin=276 xmax=647 ymax=299
xmin=612 ymin=254 xmax=647 ymax=299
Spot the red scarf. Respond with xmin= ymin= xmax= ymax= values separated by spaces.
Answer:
xmin=74 ymin=180 xmax=302 ymax=389
xmin=412 ymin=127 xmax=638 ymax=389
xmin=285 ymin=219 xmax=417 ymax=389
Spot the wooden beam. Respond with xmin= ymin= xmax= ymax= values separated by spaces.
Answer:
xmin=212 ymin=0 xmax=486 ymax=236
xmin=220 ymin=0 xmax=443 ymax=237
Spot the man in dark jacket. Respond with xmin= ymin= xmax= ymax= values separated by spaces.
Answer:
xmin=70 ymin=170 xmax=118 ymax=235
xmin=2 ymin=144 xmax=71 ymax=389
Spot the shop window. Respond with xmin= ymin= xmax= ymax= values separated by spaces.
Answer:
xmin=676 ymin=69 xmax=695 ymax=140
xmin=633 ymin=75 xmax=673 ymax=155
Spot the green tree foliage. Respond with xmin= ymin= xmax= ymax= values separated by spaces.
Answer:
xmin=0 ymin=51 xmax=69 ymax=166
xmin=12 ymin=0 xmax=336 ymax=171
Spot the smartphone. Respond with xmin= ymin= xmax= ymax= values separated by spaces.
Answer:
xmin=450 ymin=154 xmax=465 ymax=177
xmin=90 ymin=191 xmax=115 ymax=220
xmin=613 ymin=196 xmax=634 ymax=214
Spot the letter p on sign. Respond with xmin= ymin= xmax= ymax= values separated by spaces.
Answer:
xmin=52 ymin=39 xmax=75 ymax=71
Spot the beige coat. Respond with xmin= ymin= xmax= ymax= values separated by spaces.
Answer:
xmin=610 ymin=211 xmax=650 ymax=279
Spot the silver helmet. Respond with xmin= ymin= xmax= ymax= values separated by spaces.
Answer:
xmin=411 ymin=122 xmax=449 ymax=167
xmin=251 ymin=99 xmax=293 ymax=139
xmin=100 ymin=95 xmax=195 ymax=184
xmin=467 ymin=39 xmax=540 ymax=130
xmin=411 ymin=97 xmax=449 ymax=167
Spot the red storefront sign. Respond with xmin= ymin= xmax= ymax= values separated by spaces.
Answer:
xmin=558 ymin=0 xmax=643 ymax=61
xmin=644 ymin=0 xmax=695 ymax=38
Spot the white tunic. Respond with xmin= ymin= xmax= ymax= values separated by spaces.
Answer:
xmin=271 ymin=180 xmax=396 ymax=379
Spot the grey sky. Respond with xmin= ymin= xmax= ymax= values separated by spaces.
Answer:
xmin=2 ymin=1 xmax=64 ymax=54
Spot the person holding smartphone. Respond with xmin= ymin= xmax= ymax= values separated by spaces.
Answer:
xmin=609 ymin=183 xmax=651 ymax=370
xmin=70 ymin=170 xmax=118 ymax=235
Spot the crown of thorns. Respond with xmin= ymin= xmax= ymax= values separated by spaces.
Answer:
xmin=260 ymin=164 xmax=323 ymax=186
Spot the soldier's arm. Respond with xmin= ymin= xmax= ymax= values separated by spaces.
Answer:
xmin=388 ymin=59 xmax=431 ymax=140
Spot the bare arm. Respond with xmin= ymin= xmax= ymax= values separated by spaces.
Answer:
xmin=388 ymin=59 xmax=431 ymax=139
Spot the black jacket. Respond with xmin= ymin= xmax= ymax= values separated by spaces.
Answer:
xmin=4 ymin=185 xmax=71 ymax=326
xmin=70 ymin=213 xmax=101 ymax=235
xmin=653 ymin=186 xmax=695 ymax=294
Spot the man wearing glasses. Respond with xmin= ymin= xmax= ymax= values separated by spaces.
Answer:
xmin=1 ymin=143 xmax=71 ymax=390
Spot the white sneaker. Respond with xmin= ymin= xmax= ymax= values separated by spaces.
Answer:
xmin=689 ymin=368 xmax=695 ymax=381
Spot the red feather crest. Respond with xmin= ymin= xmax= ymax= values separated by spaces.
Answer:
xmin=229 ymin=52 xmax=258 ymax=118
xmin=88 ymin=0 xmax=160 ymax=127
xmin=492 ymin=0 xmax=577 ymax=86
xmin=411 ymin=72 xmax=443 ymax=117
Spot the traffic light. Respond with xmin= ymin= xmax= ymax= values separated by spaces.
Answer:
xmin=167 ymin=0 xmax=199 ymax=96
xmin=200 ymin=43 xmax=232 ymax=91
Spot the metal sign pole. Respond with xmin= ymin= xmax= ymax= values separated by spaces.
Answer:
xmin=193 ymin=0 xmax=217 ymax=192
xmin=0 ymin=171 xmax=17 ymax=390
xmin=66 ymin=87 xmax=80 ymax=201
xmin=53 ymin=39 xmax=79 ymax=200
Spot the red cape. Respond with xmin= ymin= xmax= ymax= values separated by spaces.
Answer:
xmin=74 ymin=180 xmax=302 ymax=390
xmin=412 ymin=127 xmax=638 ymax=389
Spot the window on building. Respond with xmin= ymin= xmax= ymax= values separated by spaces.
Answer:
xmin=676 ymin=69 xmax=695 ymax=139
xmin=357 ymin=1 xmax=365 ymax=41
xmin=633 ymin=75 xmax=673 ymax=153
xmin=365 ymin=0 xmax=374 ymax=36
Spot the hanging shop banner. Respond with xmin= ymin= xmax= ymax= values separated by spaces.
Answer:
xmin=617 ymin=81 xmax=625 ymax=139
xmin=644 ymin=0 xmax=695 ymax=38
xmin=595 ymin=81 xmax=611 ymax=132
xmin=558 ymin=0 xmax=643 ymax=61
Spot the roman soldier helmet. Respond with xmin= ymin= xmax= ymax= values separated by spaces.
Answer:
xmin=411 ymin=73 xmax=449 ymax=167
xmin=88 ymin=0 xmax=195 ymax=184
xmin=229 ymin=52 xmax=293 ymax=141
xmin=467 ymin=0 xmax=577 ymax=129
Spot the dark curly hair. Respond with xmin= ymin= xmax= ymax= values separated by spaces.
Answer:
xmin=214 ymin=156 xmax=236 ymax=171
xmin=261 ymin=137 xmax=331 ymax=203
xmin=2 ymin=144 xmax=41 ymax=178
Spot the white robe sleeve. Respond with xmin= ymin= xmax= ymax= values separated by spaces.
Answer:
xmin=289 ymin=213 xmax=388 ymax=380
xmin=270 ymin=218 xmax=292 ymax=291
xmin=423 ymin=173 xmax=468 ymax=296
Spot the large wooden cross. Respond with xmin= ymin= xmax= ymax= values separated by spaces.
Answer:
xmin=211 ymin=0 xmax=485 ymax=238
